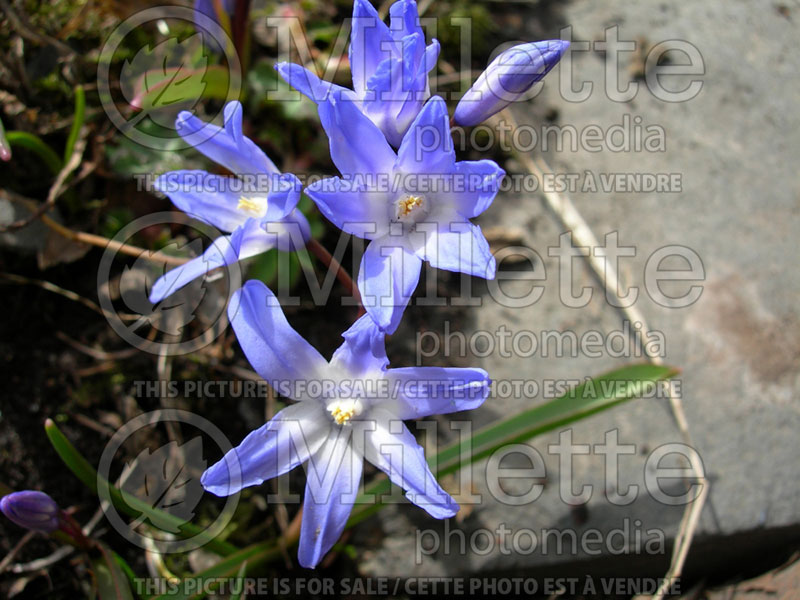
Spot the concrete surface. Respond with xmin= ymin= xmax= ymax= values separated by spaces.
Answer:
xmin=358 ymin=0 xmax=800 ymax=579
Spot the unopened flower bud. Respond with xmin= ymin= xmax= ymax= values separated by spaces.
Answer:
xmin=454 ymin=40 xmax=569 ymax=127
xmin=1 ymin=491 xmax=61 ymax=532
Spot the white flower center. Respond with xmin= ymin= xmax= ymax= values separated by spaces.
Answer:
xmin=394 ymin=194 xmax=425 ymax=222
xmin=327 ymin=399 xmax=364 ymax=425
xmin=237 ymin=196 xmax=268 ymax=217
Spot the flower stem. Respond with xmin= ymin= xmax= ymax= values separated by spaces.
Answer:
xmin=232 ymin=0 xmax=251 ymax=78
xmin=40 ymin=214 xmax=189 ymax=266
xmin=306 ymin=238 xmax=365 ymax=316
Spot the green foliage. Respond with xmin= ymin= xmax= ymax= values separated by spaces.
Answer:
xmin=64 ymin=85 xmax=86 ymax=162
xmin=5 ymin=130 xmax=62 ymax=174
xmin=105 ymin=120 xmax=205 ymax=176
xmin=437 ymin=2 xmax=497 ymax=62
xmin=92 ymin=544 xmax=136 ymax=600
xmin=348 ymin=363 xmax=679 ymax=526
xmin=44 ymin=419 xmax=238 ymax=557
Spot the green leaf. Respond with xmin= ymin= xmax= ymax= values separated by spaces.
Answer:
xmin=247 ymin=248 xmax=279 ymax=285
xmin=93 ymin=542 xmax=135 ymax=600
xmin=120 ymin=35 xmax=208 ymax=111
xmin=309 ymin=218 xmax=326 ymax=240
xmin=229 ymin=561 xmax=248 ymax=600
xmin=347 ymin=363 xmax=679 ymax=526
xmin=5 ymin=131 xmax=62 ymax=174
xmin=111 ymin=551 xmax=139 ymax=593
xmin=126 ymin=66 xmax=235 ymax=114
xmin=105 ymin=118 xmax=206 ymax=176
xmin=151 ymin=544 xmax=280 ymax=600
xmin=63 ymin=84 xmax=86 ymax=163
xmin=246 ymin=60 xmax=279 ymax=101
xmin=44 ymin=419 xmax=238 ymax=557
xmin=0 ymin=116 xmax=11 ymax=161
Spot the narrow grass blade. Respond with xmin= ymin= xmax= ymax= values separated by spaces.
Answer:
xmin=348 ymin=363 xmax=679 ymax=525
xmin=93 ymin=542 xmax=135 ymax=600
xmin=5 ymin=131 xmax=62 ymax=174
xmin=44 ymin=419 xmax=238 ymax=557
xmin=64 ymin=85 xmax=86 ymax=163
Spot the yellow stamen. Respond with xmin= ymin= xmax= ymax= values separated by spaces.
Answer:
xmin=330 ymin=406 xmax=356 ymax=425
xmin=237 ymin=196 xmax=265 ymax=216
xmin=396 ymin=195 xmax=424 ymax=219
xmin=327 ymin=399 xmax=362 ymax=425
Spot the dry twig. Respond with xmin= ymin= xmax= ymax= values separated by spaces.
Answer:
xmin=499 ymin=110 xmax=708 ymax=600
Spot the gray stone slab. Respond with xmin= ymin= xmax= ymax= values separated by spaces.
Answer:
xmin=358 ymin=0 xmax=800 ymax=578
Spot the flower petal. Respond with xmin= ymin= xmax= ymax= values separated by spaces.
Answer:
xmin=364 ymin=56 xmax=402 ymax=113
xmin=0 ymin=491 xmax=60 ymax=532
xmin=350 ymin=0 xmax=395 ymax=95
xmin=193 ymin=0 xmax=234 ymax=25
xmin=264 ymin=172 xmax=303 ymax=221
xmin=274 ymin=62 xmax=349 ymax=104
xmin=330 ymin=313 xmax=389 ymax=377
xmin=412 ymin=219 xmax=496 ymax=279
xmin=154 ymin=170 xmax=248 ymax=233
xmin=396 ymin=96 xmax=454 ymax=175
xmin=176 ymin=102 xmax=279 ymax=176
xmin=444 ymin=159 xmax=505 ymax=219
xmin=318 ymin=90 xmax=397 ymax=178
xmin=149 ymin=234 xmax=235 ymax=304
xmin=305 ymin=176 xmax=390 ymax=240
xmin=148 ymin=217 xmax=277 ymax=304
xmin=228 ymin=280 xmax=328 ymax=386
xmin=230 ymin=216 xmax=281 ymax=258
xmin=388 ymin=0 xmax=423 ymax=41
xmin=362 ymin=57 xmax=405 ymax=147
xmin=357 ymin=238 xmax=422 ymax=334
xmin=364 ymin=408 xmax=459 ymax=518
xmin=394 ymin=38 xmax=435 ymax=140
xmin=265 ymin=208 xmax=311 ymax=253
xmin=383 ymin=366 xmax=490 ymax=419
xmin=399 ymin=32 xmax=426 ymax=88
xmin=298 ymin=429 xmax=363 ymax=568
xmin=363 ymin=34 xmax=428 ymax=146
xmin=422 ymin=40 xmax=440 ymax=76
xmin=201 ymin=401 xmax=329 ymax=496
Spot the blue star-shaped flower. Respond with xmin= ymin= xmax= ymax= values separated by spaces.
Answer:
xmin=202 ymin=280 xmax=490 ymax=568
xmin=306 ymin=92 xmax=504 ymax=332
xmin=149 ymin=101 xmax=309 ymax=304
xmin=276 ymin=0 xmax=439 ymax=147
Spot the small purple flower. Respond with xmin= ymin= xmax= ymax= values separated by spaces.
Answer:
xmin=276 ymin=0 xmax=439 ymax=147
xmin=192 ymin=0 xmax=235 ymax=56
xmin=305 ymin=92 xmax=503 ymax=333
xmin=149 ymin=101 xmax=309 ymax=304
xmin=1 ymin=491 xmax=60 ymax=532
xmin=454 ymin=40 xmax=569 ymax=127
xmin=194 ymin=0 xmax=235 ymax=30
xmin=201 ymin=280 xmax=490 ymax=568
